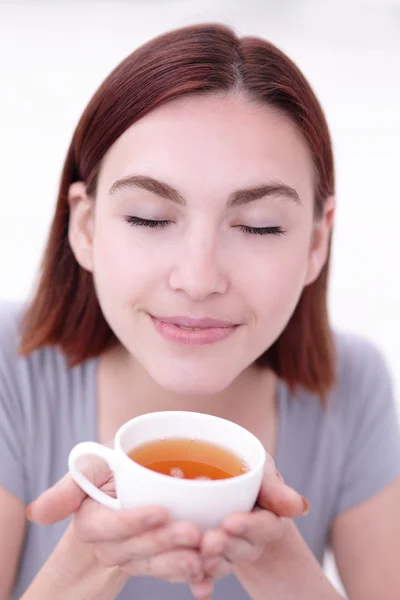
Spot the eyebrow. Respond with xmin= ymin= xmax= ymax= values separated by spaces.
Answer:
xmin=109 ymin=174 xmax=301 ymax=207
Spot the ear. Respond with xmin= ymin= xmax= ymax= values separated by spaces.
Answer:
xmin=68 ymin=181 xmax=95 ymax=273
xmin=305 ymin=195 xmax=335 ymax=286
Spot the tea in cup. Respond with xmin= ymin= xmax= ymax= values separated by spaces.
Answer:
xmin=68 ymin=411 xmax=266 ymax=531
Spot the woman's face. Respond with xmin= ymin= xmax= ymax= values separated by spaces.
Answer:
xmin=69 ymin=93 xmax=333 ymax=394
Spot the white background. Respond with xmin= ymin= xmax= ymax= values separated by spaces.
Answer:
xmin=1 ymin=0 xmax=399 ymax=594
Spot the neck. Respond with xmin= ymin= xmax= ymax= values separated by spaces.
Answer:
xmin=97 ymin=343 xmax=278 ymax=445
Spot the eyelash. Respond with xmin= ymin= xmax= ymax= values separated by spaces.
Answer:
xmin=124 ymin=216 xmax=170 ymax=228
xmin=124 ymin=216 xmax=286 ymax=236
xmin=238 ymin=225 xmax=286 ymax=236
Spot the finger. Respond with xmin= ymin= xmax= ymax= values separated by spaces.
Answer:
xmin=223 ymin=507 xmax=285 ymax=546
xmin=201 ymin=529 xmax=227 ymax=558
xmin=121 ymin=549 xmax=204 ymax=583
xmin=260 ymin=455 xmax=309 ymax=518
xmin=202 ymin=527 xmax=261 ymax=566
xmin=222 ymin=535 xmax=263 ymax=563
xmin=258 ymin=481 xmax=308 ymax=518
xmin=27 ymin=441 xmax=120 ymax=525
xmin=73 ymin=499 xmax=170 ymax=543
xmin=203 ymin=555 xmax=232 ymax=580
xmin=189 ymin=579 xmax=214 ymax=599
xmin=94 ymin=521 xmax=201 ymax=564
xmin=27 ymin=452 xmax=114 ymax=525
xmin=28 ymin=473 xmax=91 ymax=525
xmin=199 ymin=531 xmax=232 ymax=580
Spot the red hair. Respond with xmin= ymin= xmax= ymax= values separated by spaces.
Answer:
xmin=20 ymin=24 xmax=335 ymax=400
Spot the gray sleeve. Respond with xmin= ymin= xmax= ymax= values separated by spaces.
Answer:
xmin=335 ymin=335 xmax=400 ymax=515
xmin=0 ymin=303 xmax=28 ymax=503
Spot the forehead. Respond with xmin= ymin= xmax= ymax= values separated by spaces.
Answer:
xmin=98 ymin=93 xmax=315 ymax=202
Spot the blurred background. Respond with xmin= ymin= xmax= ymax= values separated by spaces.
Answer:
xmin=0 ymin=0 xmax=399 ymax=595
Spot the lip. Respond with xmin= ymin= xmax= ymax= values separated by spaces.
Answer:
xmin=152 ymin=315 xmax=237 ymax=328
xmin=149 ymin=314 xmax=239 ymax=346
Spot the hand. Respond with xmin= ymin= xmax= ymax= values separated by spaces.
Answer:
xmin=189 ymin=455 xmax=308 ymax=597
xmin=28 ymin=454 xmax=211 ymax=591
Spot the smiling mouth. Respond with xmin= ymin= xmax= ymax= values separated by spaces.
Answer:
xmin=149 ymin=314 xmax=239 ymax=346
xmin=150 ymin=314 xmax=237 ymax=328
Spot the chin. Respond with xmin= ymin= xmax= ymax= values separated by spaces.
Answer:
xmin=149 ymin=365 xmax=236 ymax=397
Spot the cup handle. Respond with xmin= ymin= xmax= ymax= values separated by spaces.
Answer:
xmin=68 ymin=442 xmax=121 ymax=510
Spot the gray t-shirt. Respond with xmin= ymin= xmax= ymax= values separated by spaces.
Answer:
xmin=1 ymin=302 xmax=400 ymax=599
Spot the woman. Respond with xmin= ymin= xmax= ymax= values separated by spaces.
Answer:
xmin=0 ymin=23 xmax=399 ymax=600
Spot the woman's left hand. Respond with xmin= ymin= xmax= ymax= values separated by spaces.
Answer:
xmin=189 ymin=455 xmax=309 ymax=598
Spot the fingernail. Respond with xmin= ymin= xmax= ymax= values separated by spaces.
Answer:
xmin=301 ymin=496 xmax=310 ymax=516
xmin=26 ymin=505 xmax=33 ymax=521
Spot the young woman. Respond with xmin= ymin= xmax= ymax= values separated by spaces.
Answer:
xmin=0 ymin=23 xmax=399 ymax=600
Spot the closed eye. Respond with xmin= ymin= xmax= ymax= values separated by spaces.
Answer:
xmin=124 ymin=217 xmax=285 ymax=236
xmin=124 ymin=216 xmax=171 ymax=228
xmin=237 ymin=225 xmax=286 ymax=236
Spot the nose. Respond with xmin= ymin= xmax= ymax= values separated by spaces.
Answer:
xmin=168 ymin=236 xmax=228 ymax=300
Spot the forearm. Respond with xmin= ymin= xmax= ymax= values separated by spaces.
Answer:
xmin=234 ymin=521 xmax=345 ymax=600
xmin=21 ymin=525 xmax=129 ymax=600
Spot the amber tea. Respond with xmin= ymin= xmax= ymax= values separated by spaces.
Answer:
xmin=128 ymin=438 xmax=249 ymax=480
xmin=70 ymin=411 xmax=266 ymax=532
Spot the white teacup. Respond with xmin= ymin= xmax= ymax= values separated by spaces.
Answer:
xmin=68 ymin=411 xmax=266 ymax=531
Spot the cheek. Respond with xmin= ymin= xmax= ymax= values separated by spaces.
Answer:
xmin=238 ymin=234 xmax=311 ymax=327
xmin=91 ymin=220 xmax=158 ymax=303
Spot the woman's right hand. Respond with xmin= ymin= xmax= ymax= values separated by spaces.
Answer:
xmin=28 ymin=454 xmax=213 ymax=597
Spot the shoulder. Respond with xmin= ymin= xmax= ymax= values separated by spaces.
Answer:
xmin=294 ymin=330 xmax=393 ymax=416
xmin=333 ymin=330 xmax=392 ymax=397
xmin=0 ymin=300 xmax=89 ymax=409
xmin=329 ymin=331 xmax=400 ymax=515
xmin=328 ymin=329 xmax=397 ymax=439
xmin=0 ymin=301 xmax=62 ymax=377
xmin=0 ymin=301 xmax=97 ymax=500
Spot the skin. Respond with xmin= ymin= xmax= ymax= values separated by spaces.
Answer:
xmin=69 ymin=93 xmax=333 ymax=398
xmin=28 ymin=450 xmax=307 ymax=599
xmin=24 ymin=92 xmax=336 ymax=599
xmin=4 ymin=91 xmax=399 ymax=600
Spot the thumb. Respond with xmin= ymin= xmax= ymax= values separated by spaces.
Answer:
xmin=27 ymin=473 xmax=86 ymax=525
xmin=257 ymin=460 xmax=309 ymax=519
xmin=27 ymin=454 xmax=112 ymax=525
